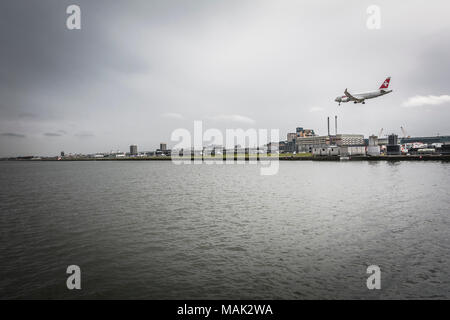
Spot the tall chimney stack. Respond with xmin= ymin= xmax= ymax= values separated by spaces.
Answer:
xmin=335 ymin=115 xmax=337 ymax=135
xmin=327 ymin=117 xmax=330 ymax=136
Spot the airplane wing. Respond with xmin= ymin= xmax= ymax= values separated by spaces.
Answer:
xmin=344 ymin=88 xmax=364 ymax=103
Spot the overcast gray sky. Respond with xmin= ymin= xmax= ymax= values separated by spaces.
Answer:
xmin=1 ymin=0 xmax=449 ymax=157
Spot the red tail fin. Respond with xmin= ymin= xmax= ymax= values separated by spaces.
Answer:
xmin=379 ymin=77 xmax=391 ymax=89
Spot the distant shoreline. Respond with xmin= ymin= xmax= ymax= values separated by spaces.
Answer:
xmin=3 ymin=155 xmax=450 ymax=162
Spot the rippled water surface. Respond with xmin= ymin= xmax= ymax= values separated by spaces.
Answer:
xmin=1 ymin=160 xmax=449 ymax=299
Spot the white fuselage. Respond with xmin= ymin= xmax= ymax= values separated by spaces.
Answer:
xmin=352 ymin=89 xmax=391 ymax=100
xmin=335 ymin=89 xmax=392 ymax=104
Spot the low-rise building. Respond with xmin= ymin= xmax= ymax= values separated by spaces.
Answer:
xmin=130 ymin=145 xmax=138 ymax=155
xmin=334 ymin=134 xmax=365 ymax=146
xmin=340 ymin=146 xmax=366 ymax=156
xmin=367 ymin=135 xmax=380 ymax=156
xmin=312 ymin=146 xmax=339 ymax=156
xmin=287 ymin=133 xmax=297 ymax=142
xmin=439 ymin=144 xmax=450 ymax=155
xmin=307 ymin=134 xmax=365 ymax=156
xmin=296 ymin=135 xmax=329 ymax=152
xmin=387 ymin=134 xmax=401 ymax=155
xmin=296 ymin=127 xmax=316 ymax=137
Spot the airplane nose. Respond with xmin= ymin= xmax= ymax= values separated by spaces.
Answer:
xmin=334 ymin=97 xmax=340 ymax=102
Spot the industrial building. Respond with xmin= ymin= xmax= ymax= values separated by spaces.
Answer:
xmin=297 ymin=116 xmax=362 ymax=154
xmin=339 ymin=146 xmax=366 ymax=156
xmin=154 ymin=143 xmax=170 ymax=156
xmin=296 ymin=134 xmax=364 ymax=153
xmin=287 ymin=132 xmax=297 ymax=142
xmin=297 ymin=135 xmax=329 ymax=153
xmin=386 ymin=134 xmax=401 ymax=155
xmin=278 ymin=117 xmax=366 ymax=156
xmin=286 ymin=128 xmax=315 ymax=152
xmin=296 ymin=127 xmax=316 ymax=137
xmin=129 ymin=145 xmax=138 ymax=156
xmin=439 ymin=144 xmax=450 ymax=155
xmin=333 ymin=134 xmax=365 ymax=146
xmin=367 ymin=135 xmax=381 ymax=156
xmin=312 ymin=146 xmax=339 ymax=156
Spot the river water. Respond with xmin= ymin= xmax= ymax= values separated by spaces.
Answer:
xmin=0 ymin=160 xmax=449 ymax=299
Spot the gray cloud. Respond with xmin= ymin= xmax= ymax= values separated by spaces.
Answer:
xmin=1 ymin=133 xmax=26 ymax=138
xmin=1 ymin=0 xmax=450 ymax=156
xmin=403 ymin=95 xmax=450 ymax=108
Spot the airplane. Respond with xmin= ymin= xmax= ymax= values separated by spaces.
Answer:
xmin=334 ymin=77 xmax=392 ymax=105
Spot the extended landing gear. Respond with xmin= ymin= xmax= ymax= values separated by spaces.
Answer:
xmin=362 ymin=101 xmax=366 ymax=104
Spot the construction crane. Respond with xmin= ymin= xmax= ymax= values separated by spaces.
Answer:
xmin=378 ymin=128 xmax=384 ymax=137
xmin=400 ymin=126 xmax=410 ymax=138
